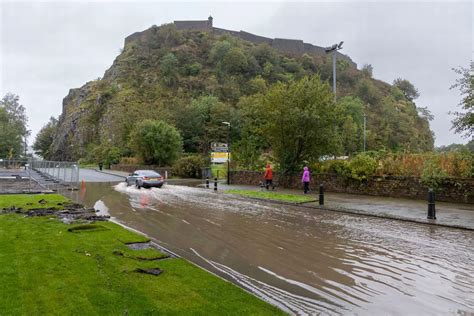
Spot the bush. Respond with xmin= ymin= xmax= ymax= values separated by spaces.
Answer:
xmin=348 ymin=154 xmax=378 ymax=180
xmin=420 ymin=158 xmax=448 ymax=189
xmin=321 ymin=159 xmax=350 ymax=176
xmin=172 ymin=155 xmax=205 ymax=178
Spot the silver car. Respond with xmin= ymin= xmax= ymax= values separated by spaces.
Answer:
xmin=126 ymin=170 xmax=164 ymax=189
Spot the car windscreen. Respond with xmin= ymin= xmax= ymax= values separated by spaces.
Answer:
xmin=137 ymin=170 xmax=161 ymax=177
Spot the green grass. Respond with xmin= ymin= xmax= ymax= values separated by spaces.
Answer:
xmin=0 ymin=197 xmax=283 ymax=315
xmin=0 ymin=194 xmax=70 ymax=210
xmin=226 ymin=189 xmax=316 ymax=203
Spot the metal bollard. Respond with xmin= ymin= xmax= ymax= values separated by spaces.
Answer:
xmin=214 ymin=178 xmax=218 ymax=192
xmin=319 ymin=184 xmax=324 ymax=206
xmin=427 ymin=188 xmax=436 ymax=219
xmin=206 ymin=177 xmax=209 ymax=189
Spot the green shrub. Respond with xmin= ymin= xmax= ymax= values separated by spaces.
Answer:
xmin=348 ymin=154 xmax=378 ymax=180
xmin=420 ymin=158 xmax=448 ymax=189
xmin=172 ymin=155 xmax=205 ymax=178
xmin=321 ymin=159 xmax=350 ymax=176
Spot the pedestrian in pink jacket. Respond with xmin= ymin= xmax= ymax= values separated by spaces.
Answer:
xmin=302 ymin=166 xmax=311 ymax=194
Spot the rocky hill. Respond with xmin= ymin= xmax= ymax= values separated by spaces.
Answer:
xmin=48 ymin=21 xmax=434 ymax=161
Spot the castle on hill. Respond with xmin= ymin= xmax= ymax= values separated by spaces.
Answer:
xmin=126 ymin=16 xmax=356 ymax=68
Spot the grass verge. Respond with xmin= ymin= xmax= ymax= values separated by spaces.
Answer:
xmin=226 ymin=189 xmax=315 ymax=203
xmin=0 ymin=193 xmax=70 ymax=210
xmin=0 ymin=194 xmax=283 ymax=315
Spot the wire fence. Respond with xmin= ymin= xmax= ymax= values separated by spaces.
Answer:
xmin=0 ymin=158 xmax=79 ymax=191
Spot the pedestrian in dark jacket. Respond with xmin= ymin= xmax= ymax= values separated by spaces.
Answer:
xmin=302 ymin=166 xmax=310 ymax=194
xmin=264 ymin=164 xmax=273 ymax=190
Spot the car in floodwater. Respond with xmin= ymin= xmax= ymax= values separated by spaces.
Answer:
xmin=125 ymin=170 xmax=164 ymax=189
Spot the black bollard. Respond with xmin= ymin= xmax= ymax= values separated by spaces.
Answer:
xmin=427 ymin=188 xmax=436 ymax=219
xmin=214 ymin=177 xmax=218 ymax=192
xmin=206 ymin=177 xmax=209 ymax=189
xmin=319 ymin=184 xmax=324 ymax=206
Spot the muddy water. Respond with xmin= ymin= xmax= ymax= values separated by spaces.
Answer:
xmin=65 ymin=182 xmax=474 ymax=315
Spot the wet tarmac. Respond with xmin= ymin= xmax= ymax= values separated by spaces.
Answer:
xmin=64 ymin=181 xmax=474 ymax=315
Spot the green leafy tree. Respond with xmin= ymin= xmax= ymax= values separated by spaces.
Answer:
xmin=361 ymin=64 xmax=373 ymax=78
xmin=253 ymin=76 xmax=339 ymax=173
xmin=222 ymin=47 xmax=248 ymax=74
xmin=450 ymin=62 xmax=473 ymax=137
xmin=160 ymin=53 xmax=179 ymax=86
xmin=33 ymin=117 xmax=58 ymax=159
xmin=393 ymin=78 xmax=420 ymax=101
xmin=129 ymin=120 xmax=182 ymax=165
xmin=209 ymin=40 xmax=232 ymax=63
xmin=0 ymin=93 xmax=29 ymax=158
xmin=335 ymin=96 xmax=365 ymax=154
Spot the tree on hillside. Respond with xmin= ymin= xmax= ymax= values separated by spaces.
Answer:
xmin=172 ymin=96 xmax=232 ymax=154
xmin=160 ymin=53 xmax=179 ymax=86
xmin=33 ymin=117 xmax=58 ymax=159
xmin=393 ymin=78 xmax=420 ymax=101
xmin=361 ymin=64 xmax=373 ymax=78
xmin=0 ymin=93 xmax=29 ymax=158
xmin=335 ymin=97 xmax=365 ymax=154
xmin=249 ymin=76 xmax=339 ymax=173
xmin=129 ymin=120 xmax=182 ymax=166
xmin=450 ymin=62 xmax=473 ymax=137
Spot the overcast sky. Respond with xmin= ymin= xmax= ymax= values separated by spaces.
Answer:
xmin=1 ymin=0 xmax=472 ymax=146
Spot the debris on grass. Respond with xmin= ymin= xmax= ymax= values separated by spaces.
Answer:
xmin=134 ymin=268 xmax=163 ymax=276
xmin=68 ymin=224 xmax=110 ymax=233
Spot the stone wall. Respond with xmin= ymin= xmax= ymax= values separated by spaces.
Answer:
xmin=229 ymin=171 xmax=474 ymax=204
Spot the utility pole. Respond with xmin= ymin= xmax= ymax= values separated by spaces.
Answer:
xmin=325 ymin=41 xmax=344 ymax=103
xmin=363 ymin=113 xmax=367 ymax=152
xmin=222 ymin=121 xmax=231 ymax=185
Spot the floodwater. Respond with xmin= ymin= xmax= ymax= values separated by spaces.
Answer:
xmin=65 ymin=182 xmax=474 ymax=315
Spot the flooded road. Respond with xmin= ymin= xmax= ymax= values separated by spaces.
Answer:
xmin=66 ymin=182 xmax=474 ymax=315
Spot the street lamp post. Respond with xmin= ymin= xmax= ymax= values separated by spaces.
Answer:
xmin=363 ymin=113 xmax=367 ymax=152
xmin=325 ymin=41 xmax=344 ymax=103
xmin=222 ymin=121 xmax=231 ymax=185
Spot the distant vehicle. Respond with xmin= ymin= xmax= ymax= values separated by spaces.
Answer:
xmin=126 ymin=170 xmax=164 ymax=189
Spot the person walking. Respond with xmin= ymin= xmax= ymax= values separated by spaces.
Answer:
xmin=302 ymin=166 xmax=310 ymax=194
xmin=264 ymin=164 xmax=273 ymax=190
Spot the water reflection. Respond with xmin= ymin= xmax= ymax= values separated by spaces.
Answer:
xmin=63 ymin=182 xmax=474 ymax=315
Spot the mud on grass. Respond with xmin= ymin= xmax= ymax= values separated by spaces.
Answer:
xmin=0 ymin=214 xmax=283 ymax=314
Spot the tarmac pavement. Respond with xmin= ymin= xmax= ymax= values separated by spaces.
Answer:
xmin=218 ymin=183 xmax=474 ymax=230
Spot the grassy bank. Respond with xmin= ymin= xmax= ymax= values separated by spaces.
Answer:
xmin=0 ymin=194 xmax=283 ymax=315
xmin=0 ymin=193 xmax=69 ymax=210
xmin=225 ymin=189 xmax=315 ymax=203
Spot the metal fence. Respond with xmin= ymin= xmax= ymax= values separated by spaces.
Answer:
xmin=30 ymin=160 xmax=80 ymax=189
xmin=0 ymin=159 xmax=27 ymax=170
xmin=0 ymin=158 xmax=79 ymax=191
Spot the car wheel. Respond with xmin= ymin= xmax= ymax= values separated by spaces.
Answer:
xmin=157 ymin=184 xmax=163 ymax=188
xmin=136 ymin=181 xmax=141 ymax=189
xmin=125 ymin=180 xmax=130 ymax=187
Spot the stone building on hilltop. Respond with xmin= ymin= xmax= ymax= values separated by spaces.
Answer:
xmin=125 ymin=16 xmax=356 ymax=68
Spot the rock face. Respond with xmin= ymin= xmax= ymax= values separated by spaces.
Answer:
xmin=49 ymin=18 xmax=433 ymax=161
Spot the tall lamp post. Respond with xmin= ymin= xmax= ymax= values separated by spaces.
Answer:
xmin=222 ymin=121 xmax=231 ymax=185
xmin=363 ymin=113 xmax=367 ymax=152
xmin=325 ymin=41 xmax=344 ymax=103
